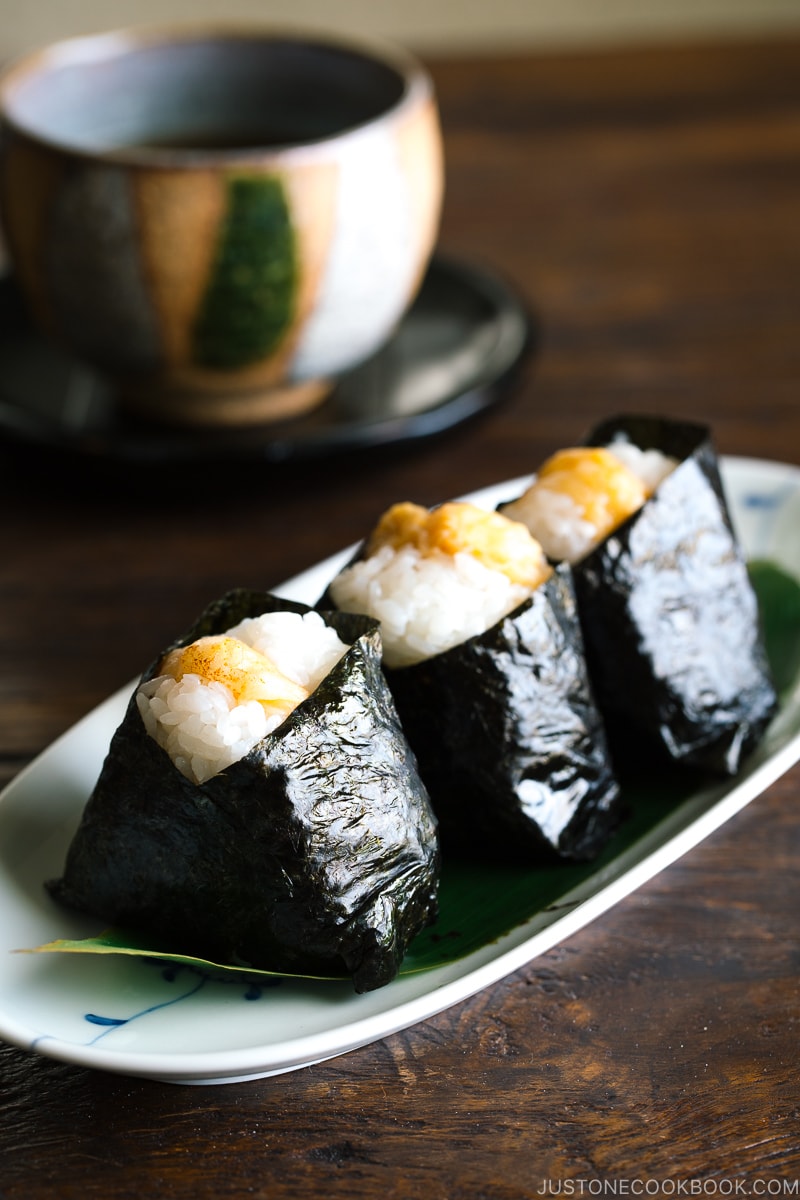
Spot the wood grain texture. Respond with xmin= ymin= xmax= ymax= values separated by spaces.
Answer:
xmin=1 ymin=35 xmax=799 ymax=1197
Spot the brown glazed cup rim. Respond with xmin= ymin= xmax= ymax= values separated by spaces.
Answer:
xmin=0 ymin=22 xmax=434 ymax=167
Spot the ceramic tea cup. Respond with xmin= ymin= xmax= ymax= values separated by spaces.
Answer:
xmin=0 ymin=25 xmax=443 ymax=425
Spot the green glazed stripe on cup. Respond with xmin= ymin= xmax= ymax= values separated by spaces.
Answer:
xmin=192 ymin=176 xmax=298 ymax=370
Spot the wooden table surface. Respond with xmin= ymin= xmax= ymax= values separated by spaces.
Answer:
xmin=2 ymin=34 xmax=800 ymax=1198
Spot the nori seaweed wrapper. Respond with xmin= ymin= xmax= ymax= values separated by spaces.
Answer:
xmin=326 ymin=564 xmax=622 ymax=863
xmin=48 ymin=590 xmax=440 ymax=993
xmin=572 ymin=414 xmax=778 ymax=776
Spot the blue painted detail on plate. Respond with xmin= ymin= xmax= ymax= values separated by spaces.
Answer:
xmin=85 ymin=971 xmax=209 ymax=1045
xmin=735 ymin=483 xmax=797 ymax=572
xmin=79 ymin=962 xmax=281 ymax=1047
xmin=743 ymin=491 xmax=780 ymax=509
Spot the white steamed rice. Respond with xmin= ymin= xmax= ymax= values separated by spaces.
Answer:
xmin=136 ymin=610 xmax=348 ymax=785
xmin=606 ymin=438 xmax=678 ymax=494
xmin=505 ymin=441 xmax=678 ymax=564
xmin=507 ymin=488 xmax=598 ymax=567
xmin=329 ymin=542 xmax=533 ymax=669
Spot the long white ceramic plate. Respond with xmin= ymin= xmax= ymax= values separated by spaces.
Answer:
xmin=1 ymin=456 xmax=799 ymax=1085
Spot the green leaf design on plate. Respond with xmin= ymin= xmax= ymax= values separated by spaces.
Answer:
xmin=749 ymin=559 xmax=800 ymax=697
xmin=28 ymin=560 xmax=800 ymax=984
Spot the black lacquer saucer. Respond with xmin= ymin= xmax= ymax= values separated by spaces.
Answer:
xmin=0 ymin=255 xmax=534 ymax=471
